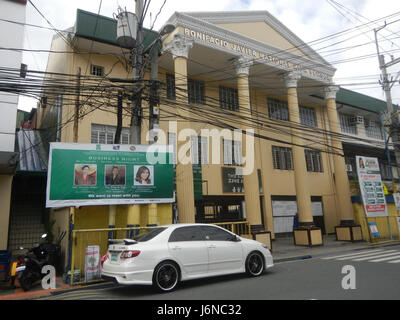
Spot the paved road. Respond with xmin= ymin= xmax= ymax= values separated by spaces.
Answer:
xmin=41 ymin=245 xmax=400 ymax=301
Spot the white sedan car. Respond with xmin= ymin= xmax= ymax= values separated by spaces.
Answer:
xmin=101 ymin=223 xmax=273 ymax=292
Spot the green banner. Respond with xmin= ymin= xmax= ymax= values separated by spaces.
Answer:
xmin=46 ymin=143 xmax=174 ymax=208
xmin=193 ymin=163 xmax=203 ymax=200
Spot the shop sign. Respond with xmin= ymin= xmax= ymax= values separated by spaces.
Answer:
xmin=356 ymin=156 xmax=388 ymax=217
xmin=368 ymin=222 xmax=379 ymax=237
xmin=46 ymin=143 xmax=174 ymax=207
xmin=222 ymin=167 xmax=244 ymax=193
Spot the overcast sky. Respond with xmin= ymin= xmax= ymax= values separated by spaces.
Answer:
xmin=17 ymin=0 xmax=400 ymax=111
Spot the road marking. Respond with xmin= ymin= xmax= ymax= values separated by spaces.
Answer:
xmin=351 ymin=251 xmax=400 ymax=261
xmin=337 ymin=250 xmax=396 ymax=260
xmin=369 ymin=254 xmax=400 ymax=262
xmin=388 ymin=259 xmax=400 ymax=263
xmin=321 ymin=249 xmax=384 ymax=260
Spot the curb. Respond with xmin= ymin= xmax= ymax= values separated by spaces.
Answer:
xmin=48 ymin=281 xmax=118 ymax=297
xmin=273 ymin=241 xmax=400 ymax=263
xmin=273 ymin=255 xmax=313 ymax=263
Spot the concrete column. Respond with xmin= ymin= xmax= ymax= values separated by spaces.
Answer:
xmin=164 ymin=34 xmax=196 ymax=223
xmin=127 ymin=205 xmax=140 ymax=238
xmin=147 ymin=203 xmax=158 ymax=226
xmin=234 ymin=57 xmax=262 ymax=226
xmin=324 ymin=85 xmax=355 ymax=225
xmin=108 ymin=205 xmax=117 ymax=239
xmin=283 ymin=72 xmax=314 ymax=227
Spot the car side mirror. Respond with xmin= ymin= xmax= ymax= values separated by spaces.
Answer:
xmin=231 ymin=235 xmax=241 ymax=242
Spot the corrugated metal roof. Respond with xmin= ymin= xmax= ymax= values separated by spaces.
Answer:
xmin=16 ymin=129 xmax=47 ymax=172
xmin=74 ymin=9 xmax=159 ymax=52
xmin=313 ymin=88 xmax=395 ymax=114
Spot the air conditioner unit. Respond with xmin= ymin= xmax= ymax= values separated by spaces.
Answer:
xmin=350 ymin=115 xmax=364 ymax=125
xmin=345 ymin=164 xmax=353 ymax=172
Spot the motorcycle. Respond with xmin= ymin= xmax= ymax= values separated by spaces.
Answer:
xmin=16 ymin=231 xmax=66 ymax=291
xmin=0 ymin=250 xmax=18 ymax=289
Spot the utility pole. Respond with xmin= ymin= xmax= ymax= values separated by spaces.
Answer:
xmin=131 ymin=0 xmax=144 ymax=145
xmin=114 ymin=90 xmax=123 ymax=144
xmin=374 ymin=25 xmax=400 ymax=240
xmin=149 ymin=41 xmax=160 ymax=143
xmin=73 ymin=67 xmax=81 ymax=143
xmin=374 ymin=26 xmax=400 ymax=164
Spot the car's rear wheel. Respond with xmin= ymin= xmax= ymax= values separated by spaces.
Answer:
xmin=245 ymin=252 xmax=264 ymax=277
xmin=153 ymin=261 xmax=179 ymax=292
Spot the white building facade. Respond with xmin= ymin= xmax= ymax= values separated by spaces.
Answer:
xmin=0 ymin=0 xmax=27 ymax=249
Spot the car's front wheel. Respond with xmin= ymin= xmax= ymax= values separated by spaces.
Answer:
xmin=152 ymin=261 xmax=180 ymax=292
xmin=245 ymin=251 xmax=264 ymax=277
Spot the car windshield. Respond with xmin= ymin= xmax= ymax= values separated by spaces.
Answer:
xmin=133 ymin=227 xmax=167 ymax=242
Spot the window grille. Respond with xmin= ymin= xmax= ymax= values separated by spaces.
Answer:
xmin=90 ymin=65 xmax=104 ymax=77
xmin=191 ymin=136 xmax=209 ymax=165
xmin=365 ymin=120 xmax=383 ymax=140
xmin=91 ymin=124 xmax=130 ymax=145
xmin=219 ymin=86 xmax=239 ymax=111
xmin=339 ymin=113 xmax=357 ymax=135
xmin=188 ymin=78 xmax=205 ymax=104
xmin=300 ymin=106 xmax=316 ymax=127
xmin=223 ymin=139 xmax=242 ymax=166
xmin=272 ymin=146 xmax=293 ymax=170
xmin=305 ymin=150 xmax=323 ymax=172
xmin=268 ymin=98 xmax=289 ymax=121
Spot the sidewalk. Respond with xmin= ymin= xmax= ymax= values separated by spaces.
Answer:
xmin=1 ymin=235 xmax=399 ymax=300
xmin=272 ymin=234 xmax=400 ymax=262
xmin=0 ymin=275 xmax=72 ymax=301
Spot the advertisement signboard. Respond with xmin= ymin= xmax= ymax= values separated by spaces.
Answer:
xmin=46 ymin=143 xmax=174 ymax=208
xmin=393 ymin=193 xmax=400 ymax=211
xmin=85 ymin=245 xmax=100 ymax=281
xmin=356 ymin=156 xmax=388 ymax=217
xmin=368 ymin=222 xmax=380 ymax=237
xmin=222 ymin=167 xmax=244 ymax=193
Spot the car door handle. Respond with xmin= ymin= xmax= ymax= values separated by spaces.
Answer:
xmin=172 ymin=246 xmax=182 ymax=250
xmin=208 ymin=244 xmax=216 ymax=249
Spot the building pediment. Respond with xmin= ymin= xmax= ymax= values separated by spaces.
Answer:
xmin=166 ymin=11 xmax=335 ymax=84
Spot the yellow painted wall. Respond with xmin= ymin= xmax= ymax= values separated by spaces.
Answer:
xmin=0 ymin=175 xmax=13 ymax=250
xmin=69 ymin=204 xmax=172 ymax=278
xmin=353 ymin=202 xmax=400 ymax=241
xmin=40 ymin=28 xmax=348 ymax=244
xmin=50 ymin=208 xmax=70 ymax=270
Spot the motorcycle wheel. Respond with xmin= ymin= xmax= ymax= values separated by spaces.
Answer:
xmin=19 ymin=271 xmax=33 ymax=292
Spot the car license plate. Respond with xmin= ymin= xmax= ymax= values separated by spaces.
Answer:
xmin=111 ymin=253 xmax=119 ymax=262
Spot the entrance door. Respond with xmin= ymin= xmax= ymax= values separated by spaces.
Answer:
xmin=311 ymin=201 xmax=325 ymax=234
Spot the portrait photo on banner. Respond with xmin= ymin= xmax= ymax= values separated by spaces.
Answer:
xmin=74 ymin=164 xmax=97 ymax=186
xmin=134 ymin=165 xmax=154 ymax=186
xmin=105 ymin=165 xmax=126 ymax=186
